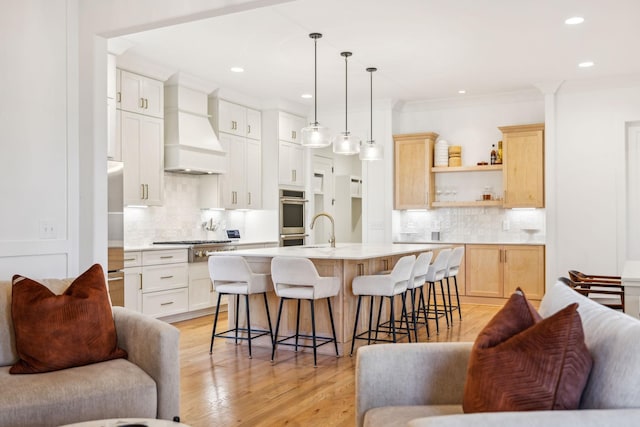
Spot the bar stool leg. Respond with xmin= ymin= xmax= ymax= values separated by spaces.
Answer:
xmin=401 ymin=294 xmax=411 ymax=343
xmin=245 ymin=294 xmax=252 ymax=358
xmin=439 ymin=279 xmax=450 ymax=328
xmin=210 ymin=292 xmax=223 ymax=354
xmin=428 ymin=282 xmax=440 ymax=334
xmin=454 ymin=276 xmax=462 ymax=320
xmin=295 ymin=299 xmax=301 ymax=352
xmin=271 ymin=298 xmax=285 ymax=362
xmin=418 ymin=286 xmax=431 ymax=338
xmin=234 ymin=294 xmax=241 ymax=344
xmin=327 ymin=298 xmax=339 ymax=357
xmin=374 ymin=296 xmax=384 ymax=341
xmin=350 ymin=295 xmax=362 ymax=356
xmin=389 ymin=295 xmax=397 ymax=343
xmin=367 ymin=296 xmax=375 ymax=345
xmin=310 ymin=299 xmax=318 ymax=367
xmin=446 ymin=277 xmax=454 ymax=325
xmin=263 ymin=293 xmax=274 ymax=340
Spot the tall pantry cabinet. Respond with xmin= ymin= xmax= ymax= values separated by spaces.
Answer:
xmin=117 ymin=69 xmax=165 ymax=206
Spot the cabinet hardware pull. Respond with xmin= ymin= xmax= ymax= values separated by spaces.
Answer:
xmin=116 ymin=92 xmax=121 ymax=103
xmin=248 ymin=192 xmax=251 ymax=205
xmin=357 ymin=263 xmax=364 ymax=276
xmin=383 ymin=259 xmax=389 ymax=271
xmin=160 ymin=275 xmax=174 ymax=279
xmin=160 ymin=301 xmax=174 ymax=306
xmin=160 ymin=256 xmax=174 ymax=259
xmin=247 ymin=125 xmax=251 ymax=134
xmin=139 ymin=98 xmax=144 ymax=108
xmin=426 ymin=191 xmax=429 ymax=205
xmin=145 ymin=184 xmax=149 ymax=199
xmin=293 ymin=169 xmax=297 ymax=182
xmin=140 ymin=184 xmax=145 ymax=199
xmin=504 ymin=250 xmax=507 ymax=263
xmin=292 ymin=130 xmax=296 ymax=139
xmin=124 ymin=257 xmax=136 ymax=261
xmin=145 ymin=98 xmax=149 ymax=109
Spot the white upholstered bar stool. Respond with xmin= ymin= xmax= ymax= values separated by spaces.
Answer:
xmin=405 ymin=251 xmax=433 ymax=341
xmin=423 ymin=248 xmax=452 ymax=334
xmin=444 ymin=246 xmax=465 ymax=324
xmin=350 ymin=254 xmax=415 ymax=355
xmin=270 ymin=257 xmax=341 ymax=367
xmin=208 ymin=255 xmax=273 ymax=359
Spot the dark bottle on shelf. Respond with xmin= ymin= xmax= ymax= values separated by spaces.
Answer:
xmin=490 ymin=144 xmax=497 ymax=165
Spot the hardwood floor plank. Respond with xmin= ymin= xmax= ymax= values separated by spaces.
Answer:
xmin=174 ymin=303 xmax=500 ymax=426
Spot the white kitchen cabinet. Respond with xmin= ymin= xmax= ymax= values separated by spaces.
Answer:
xmin=119 ymin=70 xmax=164 ymax=118
xmin=140 ymin=248 xmax=189 ymax=318
xmin=278 ymin=111 xmax=306 ymax=144
xmin=188 ymin=262 xmax=216 ymax=311
xmin=215 ymin=99 xmax=261 ymax=140
xmin=279 ymin=140 xmax=305 ymax=187
xmin=335 ymin=175 xmax=362 ymax=243
xmin=220 ymin=133 xmax=262 ymax=209
xmin=121 ymin=111 xmax=164 ymax=206
xmin=123 ymin=250 xmax=142 ymax=312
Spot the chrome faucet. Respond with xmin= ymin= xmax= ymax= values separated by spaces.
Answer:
xmin=310 ymin=212 xmax=336 ymax=248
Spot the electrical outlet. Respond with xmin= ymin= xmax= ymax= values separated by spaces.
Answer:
xmin=39 ymin=220 xmax=56 ymax=239
xmin=502 ymin=220 xmax=510 ymax=231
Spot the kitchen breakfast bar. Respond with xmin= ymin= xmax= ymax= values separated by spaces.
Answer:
xmin=210 ymin=243 xmax=452 ymax=356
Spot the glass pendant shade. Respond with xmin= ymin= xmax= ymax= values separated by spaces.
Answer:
xmin=359 ymin=67 xmax=383 ymax=161
xmin=301 ymin=33 xmax=331 ymax=148
xmin=360 ymin=140 xmax=383 ymax=160
xmin=333 ymin=51 xmax=360 ymax=155
xmin=301 ymin=123 xmax=331 ymax=148
xmin=334 ymin=132 xmax=360 ymax=155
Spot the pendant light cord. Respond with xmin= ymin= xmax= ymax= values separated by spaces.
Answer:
xmin=369 ymin=69 xmax=372 ymax=141
xmin=314 ymin=37 xmax=318 ymax=124
xmin=345 ymin=54 xmax=348 ymax=133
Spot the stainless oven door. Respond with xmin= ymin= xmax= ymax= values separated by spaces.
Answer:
xmin=280 ymin=233 xmax=307 ymax=247
xmin=280 ymin=198 xmax=306 ymax=235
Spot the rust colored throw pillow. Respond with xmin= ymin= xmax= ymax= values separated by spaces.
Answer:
xmin=10 ymin=264 xmax=127 ymax=374
xmin=463 ymin=288 xmax=592 ymax=413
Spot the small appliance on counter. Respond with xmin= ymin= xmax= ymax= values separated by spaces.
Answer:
xmin=226 ymin=229 xmax=241 ymax=240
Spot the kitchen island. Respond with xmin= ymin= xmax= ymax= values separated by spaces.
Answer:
xmin=210 ymin=243 xmax=452 ymax=356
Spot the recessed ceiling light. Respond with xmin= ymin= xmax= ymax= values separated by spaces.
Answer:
xmin=301 ymin=93 xmax=313 ymax=99
xmin=230 ymin=66 xmax=244 ymax=73
xmin=578 ymin=61 xmax=594 ymax=68
xmin=458 ymin=90 xmax=466 ymax=94
xmin=565 ymin=16 xmax=585 ymax=25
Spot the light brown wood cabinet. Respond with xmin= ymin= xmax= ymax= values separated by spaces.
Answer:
xmin=393 ymin=132 xmax=438 ymax=209
xmin=465 ymin=244 xmax=545 ymax=300
xmin=500 ymin=123 xmax=545 ymax=208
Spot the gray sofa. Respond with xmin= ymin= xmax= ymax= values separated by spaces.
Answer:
xmin=356 ymin=280 xmax=640 ymax=427
xmin=0 ymin=278 xmax=180 ymax=427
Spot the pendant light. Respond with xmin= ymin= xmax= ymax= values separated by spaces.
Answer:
xmin=333 ymin=51 xmax=360 ymax=155
xmin=359 ymin=67 xmax=383 ymax=161
xmin=301 ymin=33 xmax=331 ymax=148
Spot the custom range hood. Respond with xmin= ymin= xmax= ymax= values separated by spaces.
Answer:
xmin=164 ymin=80 xmax=226 ymax=175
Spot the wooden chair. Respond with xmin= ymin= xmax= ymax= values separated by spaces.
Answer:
xmin=568 ymin=269 xmax=622 ymax=284
xmin=559 ymin=276 xmax=625 ymax=311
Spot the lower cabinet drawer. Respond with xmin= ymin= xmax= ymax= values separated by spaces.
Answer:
xmin=142 ymin=263 xmax=188 ymax=293
xmin=142 ymin=287 xmax=189 ymax=318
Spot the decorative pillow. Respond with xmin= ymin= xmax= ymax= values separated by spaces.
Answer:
xmin=10 ymin=264 xmax=127 ymax=374
xmin=463 ymin=288 xmax=592 ymax=412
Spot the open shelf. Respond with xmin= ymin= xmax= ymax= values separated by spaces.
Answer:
xmin=431 ymin=164 xmax=502 ymax=173
xmin=431 ymin=200 xmax=503 ymax=208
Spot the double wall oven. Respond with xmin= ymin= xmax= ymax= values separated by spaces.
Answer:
xmin=279 ymin=189 xmax=307 ymax=246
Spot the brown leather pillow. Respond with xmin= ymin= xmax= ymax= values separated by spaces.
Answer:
xmin=463 ymin=288 xmax=592 ymax=412
xmin=10 ymin=264 xmax=127 ymax=374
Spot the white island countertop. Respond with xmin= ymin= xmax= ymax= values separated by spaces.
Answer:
xmin=223 ymin=243 xmax=452 ymax=260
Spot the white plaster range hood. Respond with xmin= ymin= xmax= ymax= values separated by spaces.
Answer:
xmin=164 ymin=79 xmax=226 ymax=175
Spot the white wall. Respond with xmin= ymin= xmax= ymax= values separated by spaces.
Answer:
xmin=0 ymin=0 xmax=73 ymax=279
xmin=553 ymin=84 xmax=640 ymax=278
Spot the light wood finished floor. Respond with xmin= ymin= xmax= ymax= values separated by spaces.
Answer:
xmin=174 ymin=303 xmax=501 ymax=427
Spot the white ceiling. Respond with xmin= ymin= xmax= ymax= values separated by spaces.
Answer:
xmin=115 ymin=0 xmax=640 ymax=111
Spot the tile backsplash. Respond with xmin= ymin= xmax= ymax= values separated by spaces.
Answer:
xmin=124 ymin=173 xmax=277 ymax=247
xmin=393 ymin=207 xmax=546 ymax=243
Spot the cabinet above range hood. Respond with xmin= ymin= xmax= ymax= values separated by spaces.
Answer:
xmin=164 ymin=84 xmax=226 ymax=175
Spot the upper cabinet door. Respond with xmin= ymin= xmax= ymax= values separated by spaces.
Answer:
xmin=217 ymin=99 xmax=246 ymax=136
xmin=393 ymin=132 xmax=438 ymax=209
xmin=278 ymin=112 xmax=306 ymax=144
xmin=118 ymin=70 xmax=164 ymax=118
xmin=245 ymin=108 xmax=261 ymax=140
xmin=500 ymin=123 xmax=544 ymax=208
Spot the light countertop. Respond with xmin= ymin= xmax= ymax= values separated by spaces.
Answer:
xmin=395 ymin=240 xmax=545 ymax=246
xmin=125 ymin=240 xmax=278 ymax=252
xmin=221 ymin=243 xmax=451 ymax=260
